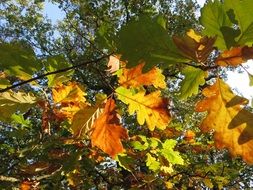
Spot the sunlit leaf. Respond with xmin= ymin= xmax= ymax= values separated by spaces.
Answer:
xmin=0 ymin=91 xmax=38 ymax=121
xmin=146 ymin=153 xmax=160 ymax=172
xmin=200 ymin=0 xmax=233 ymax=49
xmin=160 ymin=139 xmax=184 ymax=165
xmin=118 ymin=63 xmax=166 ymax=89
xmin=52 ymin=82 xmax=87 ymax=120
xmin=91 ymin=98 xmax=128 ymax=158
xmin=71 ymin=106 xmax=103 ymax=138
xmin=179 ymin=66 xmax=207 ymax=100
xmin=216 ymin=46 xmax=253 ymax=66
xmin=107 ymin=55 xmax=120 ymax=73
xmin=196 ymin=79 xmax=253 ymax=164
xmin=116 ymin=87 xmax=171 ymax=131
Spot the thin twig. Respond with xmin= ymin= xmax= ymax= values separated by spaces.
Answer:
xmin=0 ymin=54 xmax=111 ymax=93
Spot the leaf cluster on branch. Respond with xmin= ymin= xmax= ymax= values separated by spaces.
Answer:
xmin=1 ymin=0 xmax=253 ymax=189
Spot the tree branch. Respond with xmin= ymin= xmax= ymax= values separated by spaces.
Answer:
xmin=0 ymin=175 xmax=19 ymax=182
xmin=0 ymin=54 xmax=111 ymax=93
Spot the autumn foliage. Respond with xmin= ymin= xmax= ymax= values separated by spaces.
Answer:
xmin=2 ymin=0 xmax=253 ymax=189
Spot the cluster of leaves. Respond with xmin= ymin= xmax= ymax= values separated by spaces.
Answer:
xmin=1 ymin=0 xmax=253 ymax=189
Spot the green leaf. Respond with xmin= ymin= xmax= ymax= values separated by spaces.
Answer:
xmin=200 ymin=0 xmax=233 ymax=49
xmin=248 ymin=73 xmax=253 ymax=86
xmin=224 ymin=0 xmax=253 ymax=46
xmin=160 ymin=139 xmax=184 ymax=165
xmin=131 ymin=135 xmax=149 ymax=151
xmin=0 ymin=78 xmax=10 ymax=89
xmin=117 ymin=15 xmax=189 ymax=72
xmin=115 ymin=153 xmax=134 ymax=172
xmin=146 ymin=153 xmax=160 ymax=172
xmin=11 ymin=113 xmax=31 ymax=127
xmin=45 ymin=55 xmax=74 ymax=87
xmin=179 ymin=66 xmax=206 ymax=100
xmin=0 ymin=91 xmax=38 ymax=121
xmin=148 ymin=137 xmax=160 ymax=149
xmin=0 ymin=42 xmax=42 ymax=81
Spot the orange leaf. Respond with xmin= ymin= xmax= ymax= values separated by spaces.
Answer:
xmin=116 ymin=87 xmax=171 ymax=131
xmin=173 ymin=29 xmax=216 ymax=63
xmin=184 ymin=130 xmax=196 ymax=143
xmin=195 ymin=79 xmax=253 ymax=164
xmin=52 ymin=82 xmax=87 ymax=120
xmin=91 ymin=98 xmax=128 ymax=158
xmin=216 ymin=46 xmax=253 ymax=67
xmin=118 ymin=63 xmax=166 ymax=89
xmin=20 ymin=181 xmax=32 ymax=190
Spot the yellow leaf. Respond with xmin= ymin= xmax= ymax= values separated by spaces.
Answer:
xmin=195 ymin=79 xmax=253 ymax=164
xmin=118 ymin=63 xmax=166 ymax=89
xmin=52 ymin=82 xmax=86 ymax=104
xmin=91 ymin=98 xmax=128 ymax=158
xmin=116 ymin=87 xmax=171 ymax=131
xmin=173 ymin=29 xmax=216 ymax=62
xmin=71 ymin=106 xmax=103 ymax=138
xmin=187 ymin=29 xmax=202 ymax=42
xmin=52 ymin=82 xmax=87 ymax=121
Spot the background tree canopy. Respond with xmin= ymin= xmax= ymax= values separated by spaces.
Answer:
xmin=1 ymin=0 xmax=253 ymax=189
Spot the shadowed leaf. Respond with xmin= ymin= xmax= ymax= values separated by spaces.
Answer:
xmin=196 ymin=79 xmax=253 ymax=164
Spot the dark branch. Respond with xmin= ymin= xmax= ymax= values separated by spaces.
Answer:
xmin=0 ymin=54 xmax=111 ymax=93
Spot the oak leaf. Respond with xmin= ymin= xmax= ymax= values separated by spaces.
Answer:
xmin=52 ymin=82 xmax=87 ymax=120
xmin=91 ymin=98 xmax=128 ymax=158
xmin=173 ymin=29 xmax=216 ymax=63
xmin=195 ymin=79 xmax=253 ymax=164
xmin=0 ymin=91 xmax=38 ymax=121
xmin=71 ymin=106 xmax=103 ymax=138
xmin=116 ymin=87 xmax=171 ymax=131
xmin=118 ymin=63 xmax=166 ymax=89
xmin=179 ymin=66 xmax=207 ymax=100
xmin=216 ymin=46 xmax=253 ymax=66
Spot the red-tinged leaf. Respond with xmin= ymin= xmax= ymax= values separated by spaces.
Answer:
xmin=195 ymin=79 xmax=253 ymax=164
xmin=91 ymin=98 xmax=128 ymax=158
xmin=118 ymin=63 xmax=166 ymax=89
xmin=173 ymin=29 xmax=216 ymax=63
xmin=216 ymin=46 xmax=253 ymax=66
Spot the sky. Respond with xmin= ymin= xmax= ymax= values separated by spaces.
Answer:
xmin=43 ymin=0 xmax=253 ymax=102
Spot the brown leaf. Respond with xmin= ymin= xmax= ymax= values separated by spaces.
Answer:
xmin=38 ymin=100 xmax=50 ymax=134
xmin=216 ymin=46 xmax=253 ymax=66
xmin=118 ymin=63 xmax=166 ymax=89
xmin=173 ymin=29 xmax=216 ymax=63
xmin=195 ymin=79 xmax=253 ymax=164
xmin=91 ymin=98 xmax=128 ymax=158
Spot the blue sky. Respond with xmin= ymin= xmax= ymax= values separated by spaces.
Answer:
xmin=43 ymin=0 xmax=64 ymax=24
